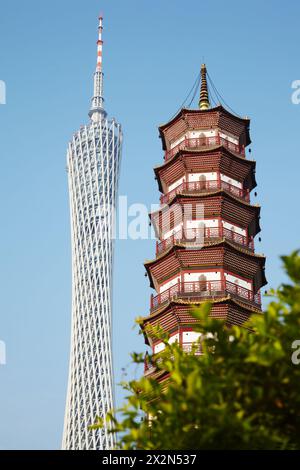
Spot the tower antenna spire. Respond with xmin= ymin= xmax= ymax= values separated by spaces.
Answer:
xmin=198 ymin=63 xmax=210 ymax=110
xmin=96 ymin=14 xmax=103 ymax=72
xmin=89 ymin=15 xmax=107 ymax=121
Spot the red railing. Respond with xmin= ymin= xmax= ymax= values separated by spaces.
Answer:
xmin=156 ymin=226 xmax=254 ymax=255
xmin=165 ymin=135 xmax=245 ymax=161
xmin=144 ymin=342 xmax=202 ymax=373
xmin=160 ymin=180 xmax=250 ymax=204
xmin=181 ymin=343 xmax=202 ymax=355
xmin=150 ymin=279 xmax=261 ymax=311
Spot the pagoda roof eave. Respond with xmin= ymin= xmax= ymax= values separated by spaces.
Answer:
xmin=154 ymin=145 xmax=256 ymax=172
xmin=149 ymin=192 xmax=262 ymax=240
xmin=140 ymin=296 xmax=262 ymax=344
xmin=145 ymin=238 xmax=265 ymax=269
xmin=144 ymin=239 xmax=266 ymax=289
xmin=149 ymin=190 xmax=261 ymax=218
xmin=158 ymin=105 xmax=251 ymax=150
xmin=151 ymin=237 xmax=263 ymax=262
xmin=153 ymin=146 xmax=257 ymax=193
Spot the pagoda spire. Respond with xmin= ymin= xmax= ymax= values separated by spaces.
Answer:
xmin=89 ymin=15 xmax=107 ymax=122
xmin=198 ymin=63 xmax=210 ymax=110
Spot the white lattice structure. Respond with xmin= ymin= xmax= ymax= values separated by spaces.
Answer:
xmin=62 ymin=16 xmax=122 ymax=450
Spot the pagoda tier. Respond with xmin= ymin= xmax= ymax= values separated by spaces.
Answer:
xmin=145 ymin=243 xmax=266 ymax=310
xmin=146 ymin=243 xmax=266 ymax=287
xmin=142 ymin=299 xmax=260 ymax=346
xmin=142 ymin=299 xmax=260 ymax=377
xmin=159 ymin=105 xmax=250 ymax=161
xmin=154 ymin=147 xmax=257 ymax=195
xmin=151 ymin=194 xmax=261 ymax=239
xmin=141 ymin=64 xmax=266 ymax=377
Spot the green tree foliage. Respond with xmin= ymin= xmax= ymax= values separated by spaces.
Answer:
xmin=91 ymin=251 xmax=300 ymax=449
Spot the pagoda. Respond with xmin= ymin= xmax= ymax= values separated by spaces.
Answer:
xmin=141 ymin=65 xmax=266 ymax=381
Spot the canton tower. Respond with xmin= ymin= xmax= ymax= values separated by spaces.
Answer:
xmin=62 ymin=16 xmax=122 ymax=450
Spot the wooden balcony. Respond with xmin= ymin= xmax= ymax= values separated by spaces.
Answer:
xmin=160 ymin=180 xmax=250 ymax=205
xmin=150 ymin=279 xmax=261 ymax=312
xmin=164 ymin=135 xmax=245 ymax=162
xmin=156 ymin=227 xmax=254 ymax=256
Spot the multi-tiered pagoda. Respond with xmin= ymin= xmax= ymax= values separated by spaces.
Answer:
xmin=141 ymin=65 xmax=266 ymax=380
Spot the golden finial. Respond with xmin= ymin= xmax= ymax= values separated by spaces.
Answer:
xmin=198 ymin=63 xmax=210 ymax=110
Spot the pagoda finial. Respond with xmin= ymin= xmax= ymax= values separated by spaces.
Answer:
xmin=89 ymin=15 xmax=107 ymax=122
xmin=198 ymin=63 xmax=210 ymax=110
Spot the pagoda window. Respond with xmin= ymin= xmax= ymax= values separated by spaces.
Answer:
xmin=198 ymin=274 xmax=207 ymax=292
xmin=199 ymin=132 xmax=206 ymax=146
xmin=197 ymin=221 xmax=205 ymax=241
xmin=199 ymin=174 xmax=207 ymax=190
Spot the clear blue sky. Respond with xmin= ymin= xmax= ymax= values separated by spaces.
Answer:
xmin=0 ymin=0 xmax=299 ymax=450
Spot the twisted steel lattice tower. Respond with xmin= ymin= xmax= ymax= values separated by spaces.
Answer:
xmin=62 ymin=16 xmax=122 ymax=450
